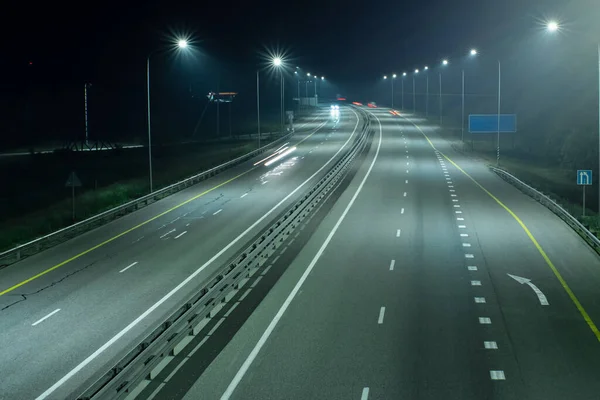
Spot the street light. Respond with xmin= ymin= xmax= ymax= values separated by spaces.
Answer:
xmin=273 ymin=57 xmax=284 ymax=134
xmin=439 ymin=59 xmax=448 ymax=126
xmin=146 ymin=38 xmax=189 ymax=193
xmin=402 ymin=72 xmax=407 ymax=110
xmin=413 ymin=69 xmax=419 ymax=113
xmin=424 ymin=66 xmax=429 ymax=117
xmin=547 ymin=20 xmax=559 ymax=32
xmin=462 ymin=48 xmax=478 ymax=144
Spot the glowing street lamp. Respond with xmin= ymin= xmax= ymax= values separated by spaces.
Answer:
xmin=470 ymin=48 xmax=478 ymax=56
xmin=547 ymin=20 xmax=559 ymax=32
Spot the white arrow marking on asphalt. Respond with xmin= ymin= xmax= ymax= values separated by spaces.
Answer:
xmin=507 ymin=273 xmax=549 ymax=305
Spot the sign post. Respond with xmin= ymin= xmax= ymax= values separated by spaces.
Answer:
xmin=577 ymin=170 xmax=592 ymax=216
xmin=65 ymin=171 xmax=82 ymax=221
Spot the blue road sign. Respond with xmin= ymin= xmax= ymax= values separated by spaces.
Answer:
xmin=577 ymin=170 xmax=593 ymax=185
xmin=469 ymin=114 xmax=517 ymax=133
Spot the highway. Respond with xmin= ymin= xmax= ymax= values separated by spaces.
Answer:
xmin=147 ymin=107 xmax=600 ymax=400
xmin=0 ymin=107 xmax=364 ymax=400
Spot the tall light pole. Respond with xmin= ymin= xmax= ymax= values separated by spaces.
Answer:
xmin=402 ymin=72 xmax=407 ymax=110
xmin=413 ymin=69 xmax=419 ymax=113
xmin=424 ymin=66 xmax=429 ymax=117
xmin=546 ymin=20 xmax=600 ymax=218
xmin=313 ymin=75 xmax=318 ymax=106
xmin=392 ymin=74 xmax=396 ymax=108
xmin=496 ymin=60 xmax=501 ymax=166
xmin=146 ymin=39 xmax=188 ymax=193
xmin=462 ymin=49 xmax=478 ymax=144
xmin=257 ymin=70 xmax=261 ymax=148
xmin=273 ymin=57 xmax=284 ymax=133
xmin=440 ymin=59 xmax=449 ymax=126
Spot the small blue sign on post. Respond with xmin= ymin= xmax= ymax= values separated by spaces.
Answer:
xmin=577 ymin=170 xmax=592 ymax=185
xmin=469 ymin=114 xmax=517 ymax=133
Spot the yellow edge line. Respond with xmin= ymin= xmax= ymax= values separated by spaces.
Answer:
xmin=0 ymin=117 xmax=329 ymax=297
xmin=407 ymin=117 xmax=600 ymax=342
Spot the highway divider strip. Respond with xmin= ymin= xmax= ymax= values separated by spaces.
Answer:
xmin=73 ymin=108 xmax=373 ymax=400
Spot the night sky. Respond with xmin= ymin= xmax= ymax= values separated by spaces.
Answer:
xmin=1 ymin=0 xmax=599 ymax=148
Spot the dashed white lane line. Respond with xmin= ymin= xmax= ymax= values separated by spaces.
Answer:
xmin=448 ymin=185 xmax=454 ymax=188
xmin=389 ymin=260 xmax=395 ymax=271
xmin=450 ymin=189 xmax=455 ymax=192
xmin=378 ymin=307 xmax=386 ymax=324
xmin=479 ymin=317 xmax=492 ymax=324
xmin=403 ymin=192 xmax=407 ymax=197
xmin=485 ymin=341 xmax=498 ymax=349
xmin=119 ymin=261 xmax=139 ymax=273
xmin=460 ymin=233 xmax=469 ymax=237
xmin=160 ymin=229 xmax=176 ymax=239
xmin=462 ymin=243 xmax=471 ymax=247
xmin=452 ymin=199 xmax=459 ymax=202
xmin=361 ymin=387 xmax=370 ymax=400
xmin=468 ymin=266 xmax=478 ymax=271
xmin=490 ymin=370 xmax=506 ymax=380
xmin=396 ymin=229 xmax=401 ymax=237
xmin=458 ymin=225 xmax=466 ymax=228
xmin=471 ymin=280 xmax=482 ymax=286
xmin=457 ymin=217 xmax=465 ymax=221
xmin=451 ymin=194 xmax=457 ymax=197
xmin=261 ymin=181 xmax=269 ymax=185
xmin=174 ymin=231 xmax=187 ymax=239
xmin=455 ymin=210 xmax=463 ymax=214
xmin=465 ymin=254 xmax=474 ymax=258
xmin=401 ymin=208 xmax=405 ymax=214
xmin=475 ymin=297 xmax=487 ymax=303
xmin=32 ymin=309 xmax=61 ymax=326
xmin=405 ymin=179 xmax=408 ymax=184
xmin=240 ymin=193 xmax=248 ymax=198
xmin=454 ymin=205 xmax=461 ymax=208
xmin=213 ymin=209 xmax=223 ymax=215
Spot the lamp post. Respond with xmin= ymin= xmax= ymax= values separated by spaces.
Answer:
xmin=440 ymin=59 xmax=449 ymax=126
xmin=146 ymin=39 xmax=188 ymax=193
xmin=257 ymin=70 xmax=261 ymax=148
xmin=546 ymin=20 xmax=600 ymax=217
xmin=413 ymin=69 xmax=419 ymax=113
xmin=273 ymin=57 xmax=284 ymax=133
xmin=313 ymin=75 xmax=318 ymax=106
xmin=462 ymin=49 xmax=478 ymax=144
xmin=424 ymin=66 xmax=429 ymax=117
xmin=402 ymin=72 xmax=407 ymax=110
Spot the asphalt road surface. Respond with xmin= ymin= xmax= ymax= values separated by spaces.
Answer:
xmin=162 ymin=107 xmax=600 ymax=400
xmin=0 ymin=107 xmax=364 ymax=400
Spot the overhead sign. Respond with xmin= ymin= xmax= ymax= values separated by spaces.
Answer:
xmin=65 ymin=171 xmax=82 ymax=187
xmin=468 ymin=114 xmax=517 ymax=133
xmin=577 ymin=170 xmax=592 ymax=185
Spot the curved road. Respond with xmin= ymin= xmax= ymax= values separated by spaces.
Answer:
xmin=156 ymin=107 xmax=600 ymax=400
xmin=0 ymin=107 xmax=364 ymax=399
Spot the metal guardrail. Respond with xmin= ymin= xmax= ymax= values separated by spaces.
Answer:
xmin=75 ymin=109 xmax=373 ymax=400
xmin=490 ymin=167 xmax=600 ymax=253
xmin=0 ymin=132 xmax=297 ymax=268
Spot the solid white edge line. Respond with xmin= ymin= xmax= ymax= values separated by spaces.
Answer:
xmin=35 ymin=109 xmax=363 ymax=400
xmin=32 ymin=309 xmax=61 ymax=326
xmin=119 ymin=261 xmax=139 ymax=273
xmin=218 ymin=110 xmax=383 ymax=400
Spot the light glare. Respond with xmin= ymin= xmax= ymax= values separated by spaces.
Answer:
xmin=470 ymin=48 xmax=477 ymax=56
xmin=273 ymin=57 xmax=282 ymax=66
xmin=442 ymin=59 xmax=449 ymax=65
xmin=177 ymin=40 xmax=188 ymax=48
xmin=547 ymin=21 xmax=559 ymax=32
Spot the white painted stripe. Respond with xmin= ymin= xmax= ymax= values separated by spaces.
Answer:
xmin=484 ymin=341 xmax=498 ymax=349
xmin=240 ymin=193 xmax=248 ymax=198
xmin=174 ymin=231 xmax=187 ymax=239
xmin=471 ymin=280 xmax=481 ymax=286
xmin=262 ymin=180 xmax=269 ymax=185
xmin=160 ymin=229 xmax=176 ymax=239
xmin=406 ymin=162 xmax=409 ymax=166
xmin=361 ymin=387 xmax=370 ymax=400
xmin=475 ymin=297 xmax=486 ymax=303
xmin=458 ymin=225 xmax=466 ymax=228
xmin=213 ymin=209 xmax=222 ymax=215
xmin=403 ymin=192 xmax=407 ymax=197
xmin=448 ymin=185 xmax=454 ymax=188
xmin=451 ymin=194 xmax=457 ymax=197
xmin=457 ymin=217 xmax=465 ymax=221
xmin=389 ymin=260 xmax=396 ymax=271
xmin=490 ymin=370 xmax=506 ymax=380
xmin=460 ymin=233 xmax=468 ymax=237
xmin=455 ymin=211 xmax=462 ymax=214
xmin=32 ymin=309 xmax=61 ymax=326
xmin=468 ymin=266 xmax=478 ymax=271
xmin=378 ymin=307 xmax=386 ymax=324
xmin=452 ymin=199 xmax=459 ymax=202
xmin=479 ymin=317 xmax=492 ymax=324
xmin=396 ymin=229 xmax=401 ymax=237
xmin=450 ymin=189 xmax=455 ymax=192
xmin=462 ymin=243 xmax=471 ymax=247
xmin=405 ymin=179 xmax=408 ymax=184
xmin=406 ymin=169 xmax=409 ymax=173
xmin=217 ymin=110 xmax=382 ymax=400
xmin=465 ymin=254 xmax=474 ymax=258
xmin=401 ymin=208 xmax=405 ymax=214
xmin=119 ymin=261 xmax=139 ymax=273
xmin=454 ymin=205 xmax=461 ymax=208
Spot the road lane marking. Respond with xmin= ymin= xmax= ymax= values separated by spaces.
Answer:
xmin=403 ymin=192 xmax=407 ymax=197
xmin=406 ymin=169 xmax=409 ymax=173
xmin=471 ymin=280 xmax=481 ymax=286
xmin=463 ymin=243 xmax=471 ymax=247
xmin=490 ymin=370 xmax=506 ymax=380
xmin=240 ymin=193 xmax=248 ymax=198
xmin=457 ymin=217 xmax=465 ymax=221
xmin=507 ymin=273 xmax=549 ymax=306
xmin=160 ymin=229 xmax=176 ymax=239
xmin=389 ymin=260 xmax=395 ymax=271
xmin=401 ymin=208 xmax=405 ymax=214
xmin=479 ymin=317 xmax=492 ymax=324
xmin=1 ymin=116 xmax=333 ymax=298
xmin=378 ymin=307 xmax=386 ymax=324
xmin=213 ymin=209 xmax=223 ymax=215
xmin=218 ymin=108 xmax=383 ymax=400
xmin=405 ymin=179 xmax=408 ymax=184
xmin=396 ymin=229 xmax=401 ymax=237
xmin=403 ymin=117 xmax=600 ymax=341
xmin=455 ymin=211 xmax=462 ymax=214
xmin=454 ymin=205 xmax=461 ymax=208
xmin=448 ymin=185 xmax=454 ymax=188
xmin=484 ymin=341 xmax=498 ymax=349
xmin=33 ymin=111 xmax=363 ymax=400
xmin=468 ymin=266 xmax=478 ymax=271
xmin=458 ymin=225 xmax=466 ymax=228
xmin=452 ymin=199 xmax=459 ymax=202
xmin=32 ymin=309 xmax=61 ymax=326
xmin=361 ymin=387 xmax=370 ymax=400
xmin=119 ymin=262 xmax=139 ymax=273
xmin=466 ymin=254 xmax=474 ymax=258
xmin=174 ymin=231 xmax=187 ymax=239
xmin=461 ymin=233 xmax=468 ymax=237
xmin=475 ymin=297 xmax=486 ymax=303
